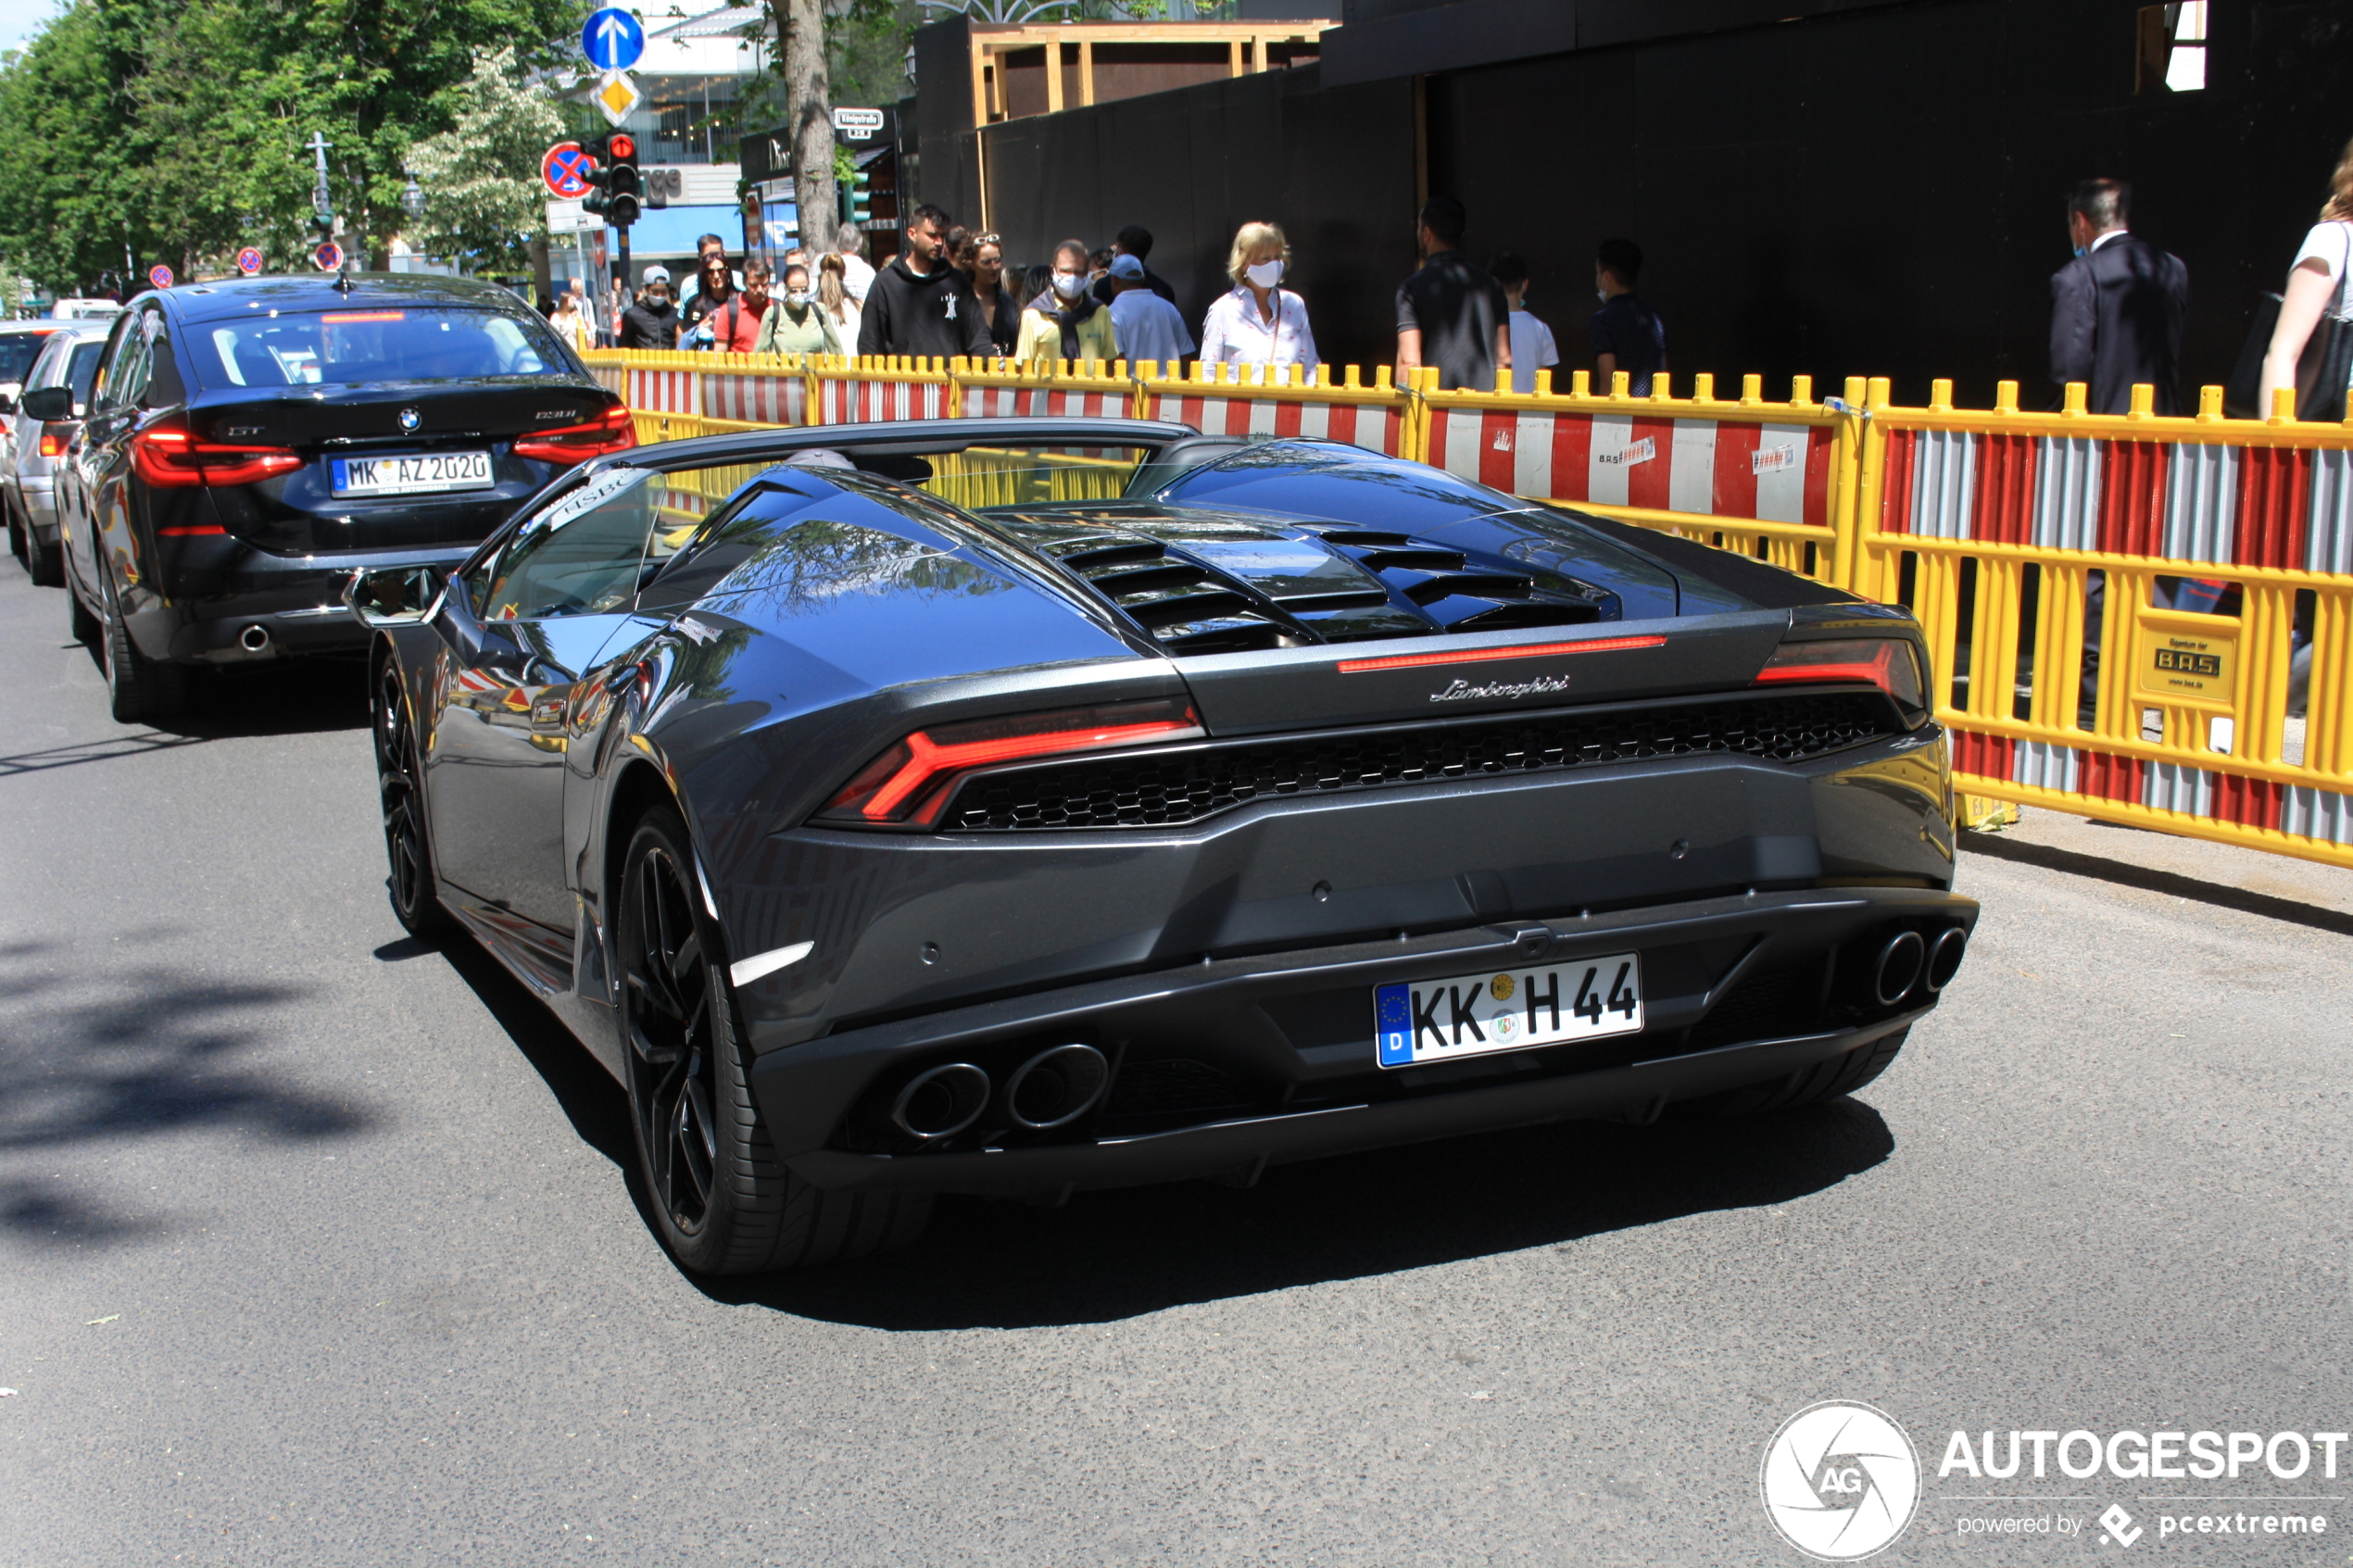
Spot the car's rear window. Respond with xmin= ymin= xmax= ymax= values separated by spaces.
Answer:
xmin=65 ymin=341 xmax=103 ymax=408
xmin=0 ymin=332 xmax=56 ymax=385
xmin=195 ymin=307 xmax=563 ymax=389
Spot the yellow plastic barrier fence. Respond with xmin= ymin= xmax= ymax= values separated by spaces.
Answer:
xmin=807 ymin=353 xmax=956 ymax=424
xmin=1856 ymin=379 xmax=2353 ymax=869
xmin=1131 ymin=358 xmax=1417 ymax=458
xmin=953 ymin=355 xmax=1138 ymax=420
xmin=1417 ymin=370 xmax=1864 ymax=590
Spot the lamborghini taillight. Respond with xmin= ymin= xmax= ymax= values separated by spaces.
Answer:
xmin=818 ymin=697 xmax=1202 ymax=828
xmin=1754 ymin=638 xmax=1927 ymax=723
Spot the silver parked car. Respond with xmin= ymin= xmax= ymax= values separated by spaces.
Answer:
xmin=5 ymin=320 xmax=109 ymax=585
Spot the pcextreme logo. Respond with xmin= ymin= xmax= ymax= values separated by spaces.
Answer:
xmin=1761 ymin=1401 xmax=1922 ymax=1561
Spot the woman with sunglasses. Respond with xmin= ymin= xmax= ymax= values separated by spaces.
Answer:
xmin=963 ymin=232 xmax=1019 ymax=357
xmin=680 ymin=252 xmax=739 ymax=350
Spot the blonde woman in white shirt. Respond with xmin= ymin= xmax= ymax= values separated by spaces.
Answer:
xmin=1199 ymin=221 xmax=1319 ymax=375
xmin=2259 ymin=135 xmax=2353 ymax=419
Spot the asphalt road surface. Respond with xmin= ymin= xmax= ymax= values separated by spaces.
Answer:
xmin=2 ymin=563 xmax=2347 ymax=1568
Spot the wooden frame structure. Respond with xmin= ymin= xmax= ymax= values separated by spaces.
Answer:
xmin=965 ymin=20 xmax=1336 ymax=128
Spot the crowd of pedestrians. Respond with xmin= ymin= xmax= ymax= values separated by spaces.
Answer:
xmin=579 ymin=200 xmax=1661 ymax=395
xmin=573 ymin=132 xmax=2353 ymax=423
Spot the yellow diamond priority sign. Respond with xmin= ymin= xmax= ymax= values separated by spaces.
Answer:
xmin=595 ymin=70 xmax=639 ymax=128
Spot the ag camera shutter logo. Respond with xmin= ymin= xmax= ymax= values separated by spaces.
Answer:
xmin=1761 ymin=1401 xmax=1921 ymax=1561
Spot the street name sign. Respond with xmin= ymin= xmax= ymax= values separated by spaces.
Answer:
xmin=832 ymin=107 xmax=885 ymax=139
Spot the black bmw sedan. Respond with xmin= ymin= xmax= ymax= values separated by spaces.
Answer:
xmin=355 ymin=420 xmax=1977 ymax=1276
xmin=45 ymin=273 xmax=630 ymax=721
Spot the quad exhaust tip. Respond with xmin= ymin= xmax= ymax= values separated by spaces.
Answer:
xmin=1002 ymin=1043 xmax=1110 ymax=1131
xmin=1924 ymin=925 xmax=1969 ymax=993
xmin=890 ymin=1062 xmax=990 ymax=1142
xmin=238 ymin=623 xmax=271 ymax=653
xmin=1873 ymin=930 xmax=1926 ymax=1008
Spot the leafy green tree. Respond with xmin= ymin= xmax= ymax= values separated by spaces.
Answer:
xmin=406 ymin=48 xmax=565 ymax=275
xmin=0 ymin=0 xmax=585 ymax=292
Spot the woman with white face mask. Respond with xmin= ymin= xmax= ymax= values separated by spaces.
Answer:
xmin=1013 ymin=239 xmax=1120 ymax=367
xmin=755 ymin=262 xmax=841 ymax=357
xmin=1200 ymin=221 xmax=1318 ymax=374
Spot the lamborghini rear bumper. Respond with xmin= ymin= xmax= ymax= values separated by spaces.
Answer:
xmin=750 ymin=884 xmax=1974 ymax=1198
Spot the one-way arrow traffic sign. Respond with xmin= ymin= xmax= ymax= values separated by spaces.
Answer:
xmin=581 ymin=7 xmax=644 ymax=72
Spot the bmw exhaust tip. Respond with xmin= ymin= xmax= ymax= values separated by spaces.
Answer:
xmin=1924 ymin=926 xmax=1969 ymax=993
xmin=1874 ymin=930 xmax=1926 ymax=1007
xmin=1002 ymin=1044 xmax=1111 ymax=1131
xmin=238 ymin=623 xmax=271 ymax=654
xmin=890 ymin=1062 xmax=991 ymax=1142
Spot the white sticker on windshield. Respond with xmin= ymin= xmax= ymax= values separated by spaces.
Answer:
xmin=532 ymin=466 xmax=651 ymax=533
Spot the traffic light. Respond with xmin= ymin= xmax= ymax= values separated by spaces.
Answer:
xmin=839 ymin=167 xmax=871 ymax=226
xmin=581 ymin=132 xmax=641 ymax=228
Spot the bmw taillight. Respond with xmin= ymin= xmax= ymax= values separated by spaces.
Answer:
xmin=818 ymin=697 xmax=1203 ymax=828
xmin=1755 ymin=638 xmax=1928 ymax=723
xmin=131 ymin=418 xmax=302 ymax=488
xmin=512 ymin=404 xmax=635 ymax=465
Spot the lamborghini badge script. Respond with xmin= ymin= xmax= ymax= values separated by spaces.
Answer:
xmin=1429 ymin=673 xmax=1572 ymax=702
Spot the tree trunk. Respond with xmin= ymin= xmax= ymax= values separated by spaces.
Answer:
xmin=773 ymin=0 xmax=837 ymax=257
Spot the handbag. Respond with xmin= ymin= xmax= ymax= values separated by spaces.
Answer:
xmin=2226 ymin=220 xmax=2353 ymax=420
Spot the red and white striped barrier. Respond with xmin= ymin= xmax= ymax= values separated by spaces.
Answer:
xmin=626 ymin=365 xmax=698 ymax=416
xmin=1878 ymin=425 xmax=2353 ymax=571
xmin=961 ymin=381 xmax=1132 ymax=420
xmin=702 ymin=370 xmax=807 ymax=427
xmin=1423 ymin=404 xmax=1838 ymax=525
xmin=1135 ymin=383 xmax=1410 ymax=456
xmin=1955 ymin=733 xmax=2352 ymax=847
xmin=813 ymin=364 xmax=952 ymax=424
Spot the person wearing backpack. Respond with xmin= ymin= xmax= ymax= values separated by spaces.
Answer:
xmin=2257 ymin=137 xmax=2353 ymax=422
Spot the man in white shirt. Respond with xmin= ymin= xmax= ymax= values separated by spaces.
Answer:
xmin=1489 ymin=252 xmax=1558 ymax=395
xmin=1104 ymin=255 xmax=1192 ymax=371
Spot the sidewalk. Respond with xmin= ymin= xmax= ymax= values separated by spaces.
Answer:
xmin=1959 ymin=805 xmax=2353 ymax=934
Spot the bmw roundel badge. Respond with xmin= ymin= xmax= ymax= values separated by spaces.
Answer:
xmin=397 ymin=407 xmax=422 ymax=433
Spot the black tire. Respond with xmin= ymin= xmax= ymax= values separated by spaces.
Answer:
xmin=67 ymin=572 xmax=98 ymax=646
xmin=1680 ymin=1026 xmax=1908 ymax=1120
xmin=27 ymin=527 xmax=62 ymax=587
xmin=372 ymin=659 xmax=452 ymax=941
xmin=96 ymin=566 xmax=185 ymax=724
xmin=616 ymin=805 xmax=930 ymax=1275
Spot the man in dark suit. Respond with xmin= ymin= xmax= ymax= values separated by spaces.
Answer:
xmin=2049 ymin=178 xmax=2189 ymax=413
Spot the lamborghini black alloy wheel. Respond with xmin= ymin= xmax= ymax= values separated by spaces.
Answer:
xmin=622 ymin=836 xmax=720 ymax=1236
xmin=373 ymin=663 xmax=447 ymax=939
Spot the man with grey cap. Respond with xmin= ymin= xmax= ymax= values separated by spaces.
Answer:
xmin=619 ymin=264 xmax=681 ymax=349
xmin=1105 ymin=252 xmax=1192 ymax=371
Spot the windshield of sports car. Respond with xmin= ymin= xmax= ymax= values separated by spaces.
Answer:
xmin=861 ymin=443 xmax=1151 ymax=509
xmin=195 ymin=307 xmax=565 ymax=388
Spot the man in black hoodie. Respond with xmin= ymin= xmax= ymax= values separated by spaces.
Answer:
xmin=618 ymin=265 xmax=680 ymax=349
xmin=857 ymin=204 xmax=993 ymax=360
